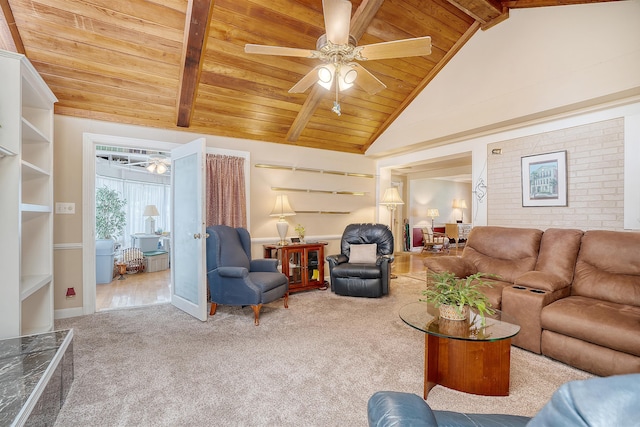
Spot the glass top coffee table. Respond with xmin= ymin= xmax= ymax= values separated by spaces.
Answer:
xmin=399 ymin=302 xmax=520 ymax=399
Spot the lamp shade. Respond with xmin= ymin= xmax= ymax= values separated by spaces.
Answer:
xmin=270 ymin=195 xmax=296 ymax=218
xmin=459 ymin=199 xmax=467 ymax=209
xmin=427 ymin=209 xmax=439 ymax=218
xmin=380 ymin=187 xmax=404 ymax=206
xmin=143 ymin=205 xmax=160 ymax=217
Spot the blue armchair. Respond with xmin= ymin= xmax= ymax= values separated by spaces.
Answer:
xmin=368 ymin=374 xmax=640 ymax=427
xmin=205 ymin=225 xmax=289 ymax=325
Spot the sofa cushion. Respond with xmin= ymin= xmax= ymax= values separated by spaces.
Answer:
xmin=462 ymin=226 xmax=542 ymax=283
xmin=534 ymin=228 xmax=583 ymax=286
xmin=331 ymin=263 xmax=381 ymax=279
xmin=572 ymin=230 xmax=640 ymax=307
xmin=541 ymin=296 xmax=640 ymax=357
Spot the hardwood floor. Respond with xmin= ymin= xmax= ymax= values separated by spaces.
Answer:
xmin=94 ymin=246 xmax=463 ymax=311
xmin=96 ymin=269 xmax=171 ymax=311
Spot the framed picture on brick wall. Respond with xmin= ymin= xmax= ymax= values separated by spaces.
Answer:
xmin=521 ymin=151 xmax=567 ymax=207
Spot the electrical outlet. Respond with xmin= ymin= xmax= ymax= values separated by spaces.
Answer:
xmin=55 ymin=202 xmax=76 ymax=214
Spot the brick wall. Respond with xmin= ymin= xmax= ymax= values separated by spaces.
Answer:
xmin=487 ymin=118 xmax=624 ymax=230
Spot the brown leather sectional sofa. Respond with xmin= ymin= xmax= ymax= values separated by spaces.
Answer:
xmin=423 ymin=226 xmax=640 ymax=377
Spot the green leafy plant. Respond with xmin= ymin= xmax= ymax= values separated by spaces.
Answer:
xmin=294 ymin=224 xmax=305 ymax=237
xmin=421 ymin=271 xmax=495 ymax=320
xmin=95 ymin=186 xmax=127 ymax=239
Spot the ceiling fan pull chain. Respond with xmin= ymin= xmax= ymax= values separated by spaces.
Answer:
xmin=332 ymin=76 xmax=341 ymax=116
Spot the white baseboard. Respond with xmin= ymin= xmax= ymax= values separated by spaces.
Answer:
xmin=55 ymin=307 xmax=85 ymax=320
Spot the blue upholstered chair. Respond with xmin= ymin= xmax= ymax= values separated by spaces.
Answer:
xmin=205 ymin=225 xmax=289 ymax=325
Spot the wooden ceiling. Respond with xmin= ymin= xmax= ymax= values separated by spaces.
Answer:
xmin=1 ymin=0 xmax=615 ymax=154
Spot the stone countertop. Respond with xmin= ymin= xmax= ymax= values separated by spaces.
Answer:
xmin=0 ymin=329 xmax=73 ymax=426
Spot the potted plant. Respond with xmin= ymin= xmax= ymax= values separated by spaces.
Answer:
xmin=421 ymin=271 xmax=495 ymax=322
xmin=294 ymin=224 xmax=305 ymax=242
xmin=95 ymin=186 xmax=127 ymax=284
xmin=96 ymin=186 xmax=127 ymax=239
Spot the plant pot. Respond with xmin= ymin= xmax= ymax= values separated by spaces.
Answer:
xmin=438 ymin=317 xmax=471 ymax=336
xmin=439 ymin=304 xmax=469 ymax=321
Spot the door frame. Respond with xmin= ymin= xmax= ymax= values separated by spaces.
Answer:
xmin=82 ymin=133 xmax=179 ymax=315
xmin=81 ymin=133 xmax=251 ymax=316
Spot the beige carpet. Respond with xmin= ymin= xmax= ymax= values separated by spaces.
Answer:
xmin=54 ymin=274 xmax=592 ymax=426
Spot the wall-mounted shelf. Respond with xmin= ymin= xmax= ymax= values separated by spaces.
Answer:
xmin=271 ymin=187 xmax=366 ymax=196
xmin=256 ymin=163 xmax=374 ymax=179
xmin=296 ymin=210 xmax=350 ymax=215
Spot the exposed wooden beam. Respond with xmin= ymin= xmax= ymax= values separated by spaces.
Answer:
xmin=364 ymin=22 xmax=482 ymax=153
xmin=0 ymin=0 xmax=25 ymax=53
xmin=446 ymin=0 xmax=505 ymax=26
xmin=176 ymin=0 xmax=215 ymax=128
xmin=286 ymin=0 xmax=385 ymax=142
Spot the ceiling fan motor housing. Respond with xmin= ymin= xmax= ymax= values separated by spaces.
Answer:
xmin=316 ymin=34 xmax=360 ymax=63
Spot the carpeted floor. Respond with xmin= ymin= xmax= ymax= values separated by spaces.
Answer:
xmin=54 ymin=274 xmax=592 ymax=426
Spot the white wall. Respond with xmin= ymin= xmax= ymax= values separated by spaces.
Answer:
xmin=368 ymin=1 xmax=640 ymax=156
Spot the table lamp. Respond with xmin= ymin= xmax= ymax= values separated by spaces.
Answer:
xmin=270 ymin=195 xmax=296 ymax=245
xmin=143 ymin=205 xmax=160 ymax=234
xmin=427 ymin=208 xmax=439 ymax=229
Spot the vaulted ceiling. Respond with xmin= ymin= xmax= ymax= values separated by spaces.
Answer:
xmin=0 ymin=0 xmax=615 ymax=154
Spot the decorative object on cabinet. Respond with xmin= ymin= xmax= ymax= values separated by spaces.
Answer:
xmin=521 ymin=150 xmax=567 ymax=207
xmin=0 ymin=50 xmax=57 ymax=339
xmin=452 ymin=199 xmax=467 ymax=222
xmin=270 ymin=194 xmax=296 ymax=245
xmin=255 ymin=163 xmax=374 ymax=179
xmin=427 ymin=208 xmax=439 ymax=228
xmin=294 ymin=224 xmax=305 ymax=242
xmin=95 ymin=186 xmax=127 ymax=239
xmin=143 ymin=204 xmax=160 ymax=234
xmin=263 ymin=242 xmax=328 ymax=293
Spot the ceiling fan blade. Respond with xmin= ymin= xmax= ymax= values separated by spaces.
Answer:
xmin=289 ymin=65 xmax=324 ymax=93
xmin=245 ymin=44 xmax=316 ymax=58
xmin=322 ymin=0 xmax=352 ymax=45
xmin=358 ymin=36 xmax=432 ymax=61
xmin=351 ymin=63 xmax=386 ymax=95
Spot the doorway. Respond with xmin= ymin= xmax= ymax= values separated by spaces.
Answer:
xmin=94 ymin=144 xmax=173 ymax=311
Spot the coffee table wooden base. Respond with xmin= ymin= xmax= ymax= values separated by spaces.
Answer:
xmin=424 ymin=334 xmax=512 ymax=399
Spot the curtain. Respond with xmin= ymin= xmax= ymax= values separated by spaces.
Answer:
xmin=206 ymin=154 xmax=247 ymax=227
xmin=96 ymin=176 xmax=171 ymax=248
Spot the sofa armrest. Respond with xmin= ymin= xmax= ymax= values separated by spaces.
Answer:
xmin=423 ymin=256 xmax=477 ymax=278
xmin=368 ymin=391 xmax=437 ymax=427
xmin=515 ymin=271 xmax=570 ymax=292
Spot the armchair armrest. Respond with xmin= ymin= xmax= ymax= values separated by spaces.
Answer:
xmin=326 ymin=254 xmax=348 ymax=267
xmin=216 ymin=266 xmax=249 ymax=278
xmin=368 ymin=391 xmax=437 ymax=427
xmin=423 ymin=256 xmax=477 ymax=277
xmin=377 ymin=254 xmax=394 ymax=266
xmin=250 ymin=258 xmax=279 ymax=272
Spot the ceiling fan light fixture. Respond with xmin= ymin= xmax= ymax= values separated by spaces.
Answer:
xmin=156 ymin=163 xmax=167 ymax=174
xmin=337 ymin=64 xmax=357 ymax=91
xmin=317 ymin=64 xmax=335 ymax=90
xmin=146 ymin=163 xmax=156 ymax=173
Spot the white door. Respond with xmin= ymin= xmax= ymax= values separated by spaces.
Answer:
xmin=170 ymin=138 xmax=208 ymax=321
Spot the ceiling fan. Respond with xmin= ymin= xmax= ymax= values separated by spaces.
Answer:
xmin=128 ymin=154 xmax=171 ymax=175
xmin=244 ymin=0 xmax=432 ymax=115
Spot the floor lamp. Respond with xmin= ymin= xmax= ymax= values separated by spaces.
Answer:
xmin=381 ymin=187 xmax=404 ymax=279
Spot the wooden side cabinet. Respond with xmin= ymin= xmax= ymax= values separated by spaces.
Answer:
xmin=263 ymin=242 xmax=328 ymax=293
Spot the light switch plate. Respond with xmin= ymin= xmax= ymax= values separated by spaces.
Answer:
xmin=55 ymin=202 xmax=75 ymax=214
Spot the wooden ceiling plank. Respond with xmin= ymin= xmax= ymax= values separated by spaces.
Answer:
xmin=286 ymin=0 xmax=385 ymax=142
xmin=0 ymin=0 xmax=25 ymax=52
xmin=176 ymin=0 xmax=215 ymax=127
